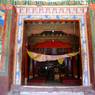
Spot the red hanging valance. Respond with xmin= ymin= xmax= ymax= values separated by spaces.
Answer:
xmin=33 ymin=40 xmax=71 ymax=48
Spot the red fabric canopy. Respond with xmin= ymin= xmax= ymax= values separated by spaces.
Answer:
xmin=33 ymin=41 xmax=71 ymax=48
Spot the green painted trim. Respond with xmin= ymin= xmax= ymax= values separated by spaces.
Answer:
xmin=90 ymin=10 xmax=95 ymax=65
xmin=11 ymin=0 xmax=14 ymax=5
xmin=0 ymin=0 xmax=92 ymax=5
xmin=0 ymin=0 xmax=1 ymax=4
xmin=92 ymin=0 xmax=95 ymax=3
xmin=10 ymin=0 xmax=91 ymax=5
xmin=5 ymin=10 xmax=12 ymax=76
xmin=0 ymin=10 xmax=12 ymax=76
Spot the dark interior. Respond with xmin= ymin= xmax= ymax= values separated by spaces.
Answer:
xmin=22 ymin=20 xmax=82 ymax=86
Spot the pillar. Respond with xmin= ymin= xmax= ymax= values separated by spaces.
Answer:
xmin=0 ymin=4 xmax=15 ymax=94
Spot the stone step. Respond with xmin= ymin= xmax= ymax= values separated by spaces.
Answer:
xmin=8 ymin=85 xmax=95 ymax=95
xmin=20 ymin=91 xmax=84 ymax=95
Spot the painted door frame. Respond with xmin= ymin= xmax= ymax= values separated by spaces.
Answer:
xmin=13 ymin=5 xmax=91 ymax=86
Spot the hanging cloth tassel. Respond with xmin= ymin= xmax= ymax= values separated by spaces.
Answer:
xmin=27 ymin=50 xmax=41 ymax=61
xmin=58 ymin=58 xmax=64 ymax=64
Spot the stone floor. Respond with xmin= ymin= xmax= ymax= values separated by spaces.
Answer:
xmin=8 ymin=85 xmax=95 ymax=95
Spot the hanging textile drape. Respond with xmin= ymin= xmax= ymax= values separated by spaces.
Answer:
xmin=58 ymin=58 xmax=64 ymax=64
xmin=27 ymin=50 xmax=79 ymax=63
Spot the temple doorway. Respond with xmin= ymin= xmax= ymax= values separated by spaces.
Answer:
xmin=21 ymin=20 xmax=82 ymax=86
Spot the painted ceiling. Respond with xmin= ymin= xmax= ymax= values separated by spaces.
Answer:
xmin=24 ymin=21 xmax=80 ymax=37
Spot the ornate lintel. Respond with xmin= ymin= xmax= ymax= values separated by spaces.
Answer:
xmin=16 ymin=5 xmax=88 ymax=16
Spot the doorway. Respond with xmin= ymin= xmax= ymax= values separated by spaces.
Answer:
xmin=21 ymin=20 xmax=82 ymax=86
